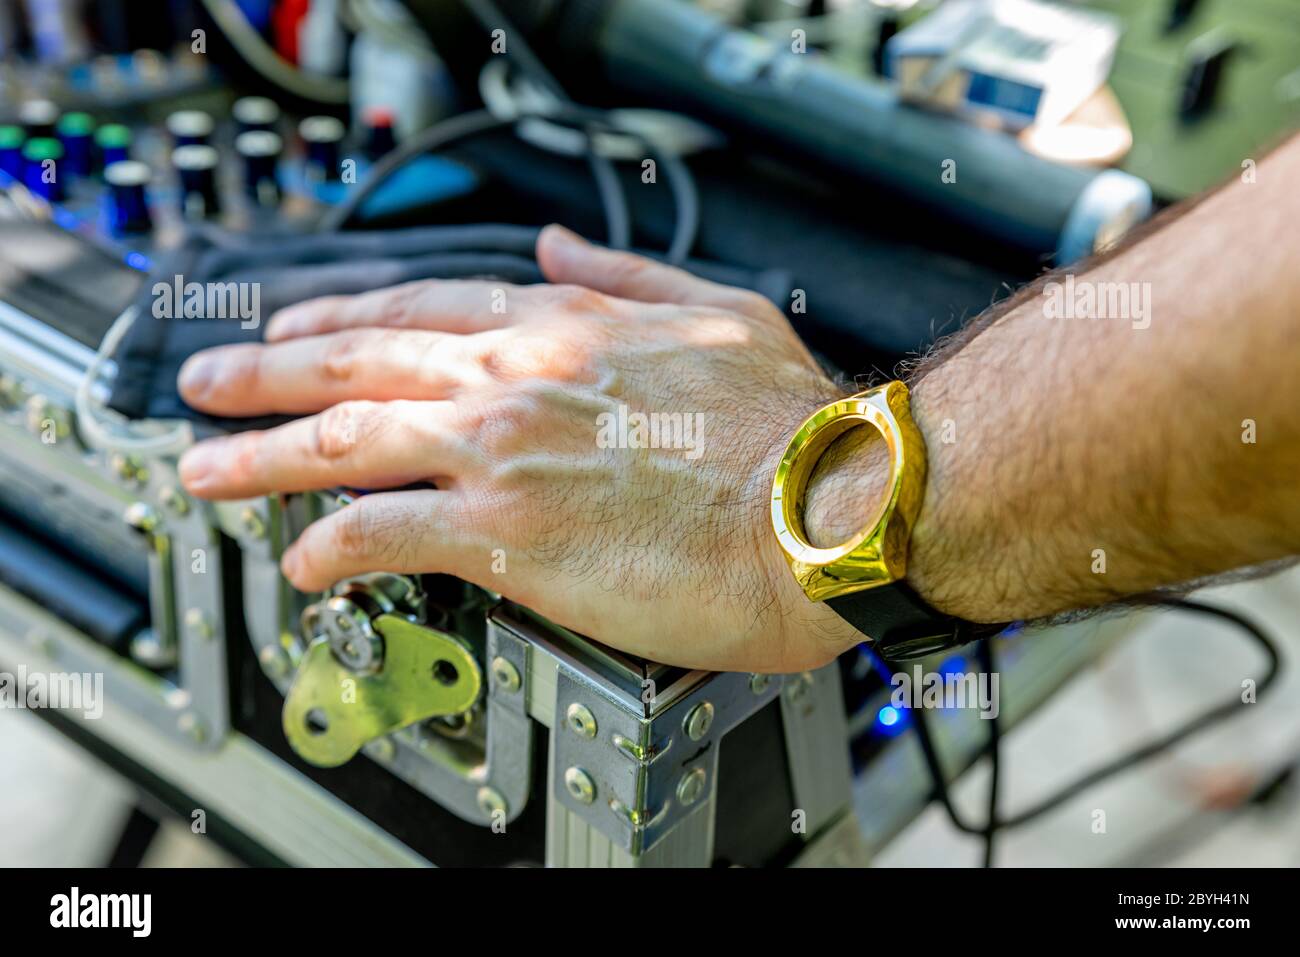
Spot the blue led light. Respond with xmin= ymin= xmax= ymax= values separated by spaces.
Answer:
xmin=873 ymin=703 xmax=912 ymax=737
xmin=125 ymin=251 xmax=151 ymax=271
xmin=51 ymin=208 xmax=81 ymax=231
xmin=939 ymin=655 xmax=968 ymax=676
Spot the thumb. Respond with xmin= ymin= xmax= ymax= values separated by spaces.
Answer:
xmin=536 ymin=224 xmax=768 ymax=316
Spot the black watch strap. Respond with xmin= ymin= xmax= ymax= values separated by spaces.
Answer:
xmin=827 ymin=581 xmax=1012 ymax=661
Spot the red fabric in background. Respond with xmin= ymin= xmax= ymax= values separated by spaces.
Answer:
xmin=272 ymin=0 xmax=311 ymax=64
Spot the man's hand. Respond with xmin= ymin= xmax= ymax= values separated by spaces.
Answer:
xmin=177 ymin=226 xmax=862 ymax=672
xmin=175 ymin=135 xmax=1300 ymax=673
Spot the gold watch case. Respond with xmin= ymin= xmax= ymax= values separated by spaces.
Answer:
xmin=771 ymin=381 xmax=927 ymax=602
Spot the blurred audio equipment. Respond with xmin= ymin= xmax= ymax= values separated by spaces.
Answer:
xmin=401 ymin=0 xmax=1153 ymax=263
xmin=0 ymin=0 xmax=1290 ymax=869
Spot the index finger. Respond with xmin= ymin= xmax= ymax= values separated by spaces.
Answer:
xmin=264 ymin=278 xmax=567 ymax=342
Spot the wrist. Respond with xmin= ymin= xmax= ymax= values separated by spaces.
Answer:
xmin=905 ymin=379 xmax=1028 ymax=624
xmin=799 ymin=380 xmax=1016 ymax=625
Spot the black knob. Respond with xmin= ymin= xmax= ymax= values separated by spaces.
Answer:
xmin=173 ymin=144 xmax=221 ymax=220
xmin=20 ymin=99 xmax=60 ymax=139
xmin=167 ymin=110 xmax=214 ymax=148
xmin=22 ymin=137 xmax=65 ymax=202
xmin=299 ymin=115 xmax=346 ymax=184
xmin=233 ymin=96 xmax=281 ymax=135
xmin=236 ymin=130 xmax=282 ymax=206
xmin=362 ymin=105 xmax=397 ymax=160
xmin=104 ymin=160 xmax=153 ymax=235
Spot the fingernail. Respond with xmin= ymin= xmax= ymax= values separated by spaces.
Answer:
xmin=178 ymin=353 xmax=216 ymax=399
xmin=542 ymin=223 xmax=587 ymax=251
xmin=264 ymin=309 xmax=298 ymax=341
xmin=178 ymin=443 xmax=217 ymax=491
xmin=280 ymin=548 xmax=301 ymax=584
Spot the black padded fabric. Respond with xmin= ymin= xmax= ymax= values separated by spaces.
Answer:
xmin=106 ymin=223 xmax=794 ymax=435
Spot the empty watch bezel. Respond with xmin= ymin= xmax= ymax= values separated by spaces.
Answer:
xmin=770 ymin=381 xmax=927 ymax=602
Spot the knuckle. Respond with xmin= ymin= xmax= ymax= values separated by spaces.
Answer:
xmin=322 ymin=329 xmax=373 ymax=382
xmin=233 ymin=347 xmax=265 ymax=396
xmin=346 ymin=282 xmax=419 ymax=327
xmin=606 ymin=253 xmax=650 ymax=284
xmin=544 ymin=283 xmax=611 ymax=314
xmin=228 ymin=433 xmax=261 ymax=484
xmin=727 ymin=289 xmax=774 ymax=318
xmin=314 ymin=401 xmax=376 ymax=459
xmin=382 ymin=282 xmax=428 ymax=326
xmin=415 ymin=333 xmax=457 ymax=388
xmin=467 ymin=392 xmax=537 ymax=455
xmin=332 ymin=501 xmax=376 ymax=559
xmin=475 ymin=333 xmax=532 ymax=381
xmin=680 ymin=309 xmax=755 ymax=345
xmin=475 ymin=341 xmax=509 ymax=381
xmin=478 ymin=330 xmax=600 ymax=384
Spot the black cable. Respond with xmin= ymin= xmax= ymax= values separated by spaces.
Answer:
xmin=659 ymin=149 xmax=701 ymax=265
xmin=905 ymin=597 xmax=1282 ymax=864
xmin=318 ymin=109 xmax=517 ymax=232
xmin=327 ymin=0 xmax=700 ymax=260
xmin=317 ymin=107 xmax=622 ymax=237
xmin=313 ymin=105 xmax=639 ymax=252
xmin=909 ymin=682 xmax=985 ymax=836
xmin=459 ymin=0 xmax=567 ymax=99
xmin=585 ymin=147 xmax=632 ymax=251
xmin=322 ymin=100 xmax=702 ymax=267
xmin=456 ymin=0 xmax=631 ymax=250
xmin=542 ymin=104 xmax=700 ymax=263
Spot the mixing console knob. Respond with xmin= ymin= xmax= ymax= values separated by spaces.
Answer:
xmin=95 ymin=123 xmax=132 ymax=168
xmin=236 ymin=130 xmax=283 ymax=207
xmin=167 ymin=109 xmax=214 ymax=148
xmin=21 ymin=137 xmax=65 ymax=202
xmin=0 ymin=125 xmax=24 ymax=178
xmin=299 ymin=115 xmax=345 ymax=184
xmin=19 ymin=99 xmax=59 ymax=139
xmin=173 ymin=144 xmax=221 ymax=220
xmin=104 ymin=160 xmax=153 ymax=235
xmin=233 ymin=95 xmax=281 ymax=134
xmin=362 ymin=105 xmax=397 ymax=160
xmin=56 ymin=111 xmax=95 ymax=177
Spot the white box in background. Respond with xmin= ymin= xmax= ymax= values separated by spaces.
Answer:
xmin=886 ymin=0 xmax=1121 ymax=130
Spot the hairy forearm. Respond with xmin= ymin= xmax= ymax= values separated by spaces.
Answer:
xmin=808 ymin=134 xmax=1300 ymax=623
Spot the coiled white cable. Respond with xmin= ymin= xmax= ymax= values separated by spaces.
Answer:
xmin=200 ymin=0 xmax=351 ymax=104
xmin=74 ymin=306 xmax=194 ymax=458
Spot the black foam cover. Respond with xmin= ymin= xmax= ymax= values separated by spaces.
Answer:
xmin=106 ymin=223 xmax=794 ymax=435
